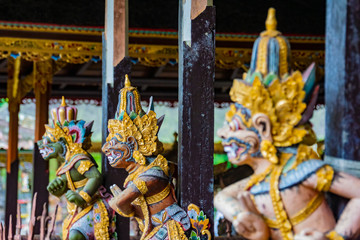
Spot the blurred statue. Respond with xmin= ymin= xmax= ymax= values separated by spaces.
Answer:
xmin=215 ymin=8 xmax=360 ymax=240
xmin=102 ymin=75 xmax=211 ymax=240
xmin=38 ymin=97 xmax=115 ymax=240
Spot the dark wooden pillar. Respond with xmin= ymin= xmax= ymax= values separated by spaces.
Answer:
xmin=178 ymin=0 xmax=215 ymax=236
xmin=102 ymin=0 xmax=131 ymax=239
xmin=325 ymin=0 xmax=360 ymax=223
xmin=5 ymin=159 xmax=18 ymax=237
xmin=325 ymin=0 xmax=360 ymax=177
xmin=32 ymin=63 xmax=51 ymax=234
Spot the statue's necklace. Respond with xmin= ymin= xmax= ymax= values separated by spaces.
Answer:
xmin=244 ymin=164 xmax=274 ymax=190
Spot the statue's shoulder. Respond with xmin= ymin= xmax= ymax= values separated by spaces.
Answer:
xmin=56 ymin=153 xmax=94 ymax=176
xmin=250 ymin=159 xmax=329 ymax=195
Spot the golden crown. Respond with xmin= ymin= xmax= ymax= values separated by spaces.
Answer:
xmin=227 ymin=8 xmax=317 ymax=147
xmin=50 ymin=96 xmax=77 ymax=126
xmin=107 ymin=75 xmax=164 ymax=158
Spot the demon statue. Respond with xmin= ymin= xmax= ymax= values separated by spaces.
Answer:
xmin=215 ymin=8 xmax=360 ymax=240
xmin=38 ymin=97 xmax=115 ymax=240
xmin=102 ymin=75 xmax=211 ymax=240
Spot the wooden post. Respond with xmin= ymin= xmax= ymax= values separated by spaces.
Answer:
xmin=178 ymin=0 xmax=215 ymax=236
xmin=325 ymin=0 xmax=360 ymax=219
xmin=32 ymin=62 xmax=51 ymax=234
xmin=5 ymin=159 xmax=19 ymax=238
xmin=325 ymin=0 xmax=360 ymax=176
xmin=103 ymin=0 xmax=131 ymax=239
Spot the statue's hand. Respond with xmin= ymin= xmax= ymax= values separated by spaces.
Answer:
xmin=47 ymin=177 xmax=67 ymax=197
xmin=109 ymin=184 xmax=123 ymax=211
xmin=294 ymin=229 xmax=327 ymax=240
xmin=233 ymin=212 xmax=269 ymax=240
xmin=65 ymin=190 xmax=86 ymax=208
xmin=233 ymin=192 xmax=269 ymax=240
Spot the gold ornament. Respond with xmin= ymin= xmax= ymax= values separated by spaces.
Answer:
xmin=326 ymin=231 xmax=345 ymax=240
xmin=230 ymin=72 xmax=307 ymax=147
xmin=114 ymin=207 xmax=135 ymax=218
xmin=77 ymin=160 xmax=94 ymax=175
xmin=269 ymin=153 xmax=293 ymax=240
xmin=133 ymin=178 xmax=149 ymax=195
xmin=315 ymin=165 xmax=334 ymax=192
xmin=79 ymin=190 xmax=92 ymax=204
xmin=244 ymin=164 xmax=274 ymax=190
xmin=260 ymin=140 xmax=279 ymax=164
xmin=145 ymin=184 xmax=171 ymax=205
xmin=133 ymin=150 xmax=146 ymax=165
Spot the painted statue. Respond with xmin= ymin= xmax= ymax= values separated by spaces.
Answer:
xmin=38 ymin=97 xmax=115 ymax=240
xmin=215 ymin=8 xmax=360 ymax=240
xmin=102 ymin=75 xmax=211 ymax=240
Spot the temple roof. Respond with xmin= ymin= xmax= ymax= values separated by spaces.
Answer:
xmin=0 ymin=0 xmax=325 ymax=35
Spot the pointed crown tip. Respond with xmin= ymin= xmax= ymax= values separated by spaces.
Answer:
xmin=125 ymin=74 xmax=131 ymax=88
xmin=61 ymin=96 xmax=67 ymax=107
xmin=266 ymin=8 xmax=277 ymax=31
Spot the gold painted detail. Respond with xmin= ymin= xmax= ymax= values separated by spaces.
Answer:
xmin=0 ymin=37 xmax=323 ymax=71
xmin=0 ymin=37 xmax=101 ymax=63
xmin=94 ymin=200 xmax=110 ymax=240
xmin=77 ymin=160 xmax=94 ymax=175
xmin=133 ymin=196 xmax=151 ymax=240
xmin=0 ymin=22 xmax=102 ymax=35
xmin=315 ymin=165 xmax=334 ymax=192
xmin=326 ymin=231 xmax=345 ymax=240
xmin=73 ymin=178 xmax=88 ymax=189
xmin=134 ymin=178 xmax=149 ymax=195
xmin=79 ymin=190 xmax=92 ymax=204
xmin=291 ymin=144 xmax=320 ymax=170
xmin=255 ymin=37 xmax=269 ymax=75
xmin=114 ymin=207 xmax=135 ymax=218
xmin=146 ymin=184 xmax=171 ymax=205
xmin=62 ymin=204 xmax=93 ymax=239
xmin=265 ymin=193 xmax=325 ymax=228
xmin=230 ymin=71 xmax=307 ymax=147
xmin=276 ymin=36 xmax=289 ymax=77
xmin=269 ymin=153 xmax=293 ymax=240
xmin=244 ymin=164 xmax=274 ymax=190
xmin=107 ymin=111 xmax=163 ymax=158
xmin=167 ymin=220 xmax=188 ymax=240
xmin=124 ymin=154 xmax=169 ymax=187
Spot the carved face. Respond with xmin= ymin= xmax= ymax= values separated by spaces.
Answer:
xmin=37 ymin=136 xmax=66 ymax=161
xmin=218 ymin=105 xmax=271 ymax=165
xmin=102 ymin=136 xmax=138 ymax=168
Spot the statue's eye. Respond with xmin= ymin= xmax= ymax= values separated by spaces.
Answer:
xmin=43 ymin=138 xmax=48 ymax=145
xmin=230 ymin=116 xmax=243 ymax=131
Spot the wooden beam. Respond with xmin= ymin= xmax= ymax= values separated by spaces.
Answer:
xmin=7 ymin=103 xmax=19 ymax=173
xmin=178 ymin=1 xmax=215 ymax=236
xmin=34 ymin=84 xmax=49 ymax=142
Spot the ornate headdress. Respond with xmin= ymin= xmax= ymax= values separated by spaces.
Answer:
xmin=107 ymin=75 xmax=164 ymax=164
xmin=44 ymin=97 xmax=94 ymax=159
xmin=228 ymin=8 xmax=318 ymax=149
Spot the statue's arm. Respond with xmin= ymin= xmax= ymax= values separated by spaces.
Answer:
xmin=304 ymin=169 xmax=360 ymax=239
xmin=214 ymin=178 xmax=249 ymax=221
xmin=82 ymin=165 xmax=103 ymax=196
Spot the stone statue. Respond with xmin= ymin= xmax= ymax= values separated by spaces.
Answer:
xmin=102 ymin=75 xmax=210 ymax=240
xmin=215 ymin=8 xmax=360 ymax=240
xmin=38 ymin=97 xmax=115 ymax=240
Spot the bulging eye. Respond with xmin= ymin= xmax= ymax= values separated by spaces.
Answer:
xmin=230 ymin=116 xmax=243 ymax=131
